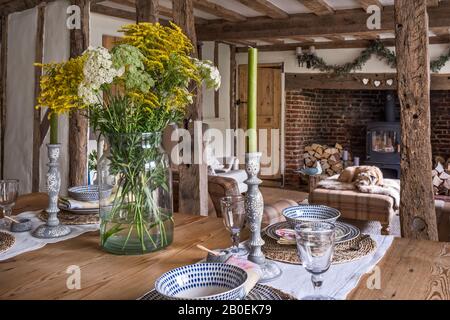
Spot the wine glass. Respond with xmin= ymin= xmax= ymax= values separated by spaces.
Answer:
xmin=295 ymin=221 xmax=336 ymax=300
xmin=0 ymin=180 xmax=19 ymax=229
xmin=220 ymin=195 xmax=248 ymax=256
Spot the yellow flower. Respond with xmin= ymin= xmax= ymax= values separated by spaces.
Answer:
xmin=35 ymin=55 xmax=86 ymax=115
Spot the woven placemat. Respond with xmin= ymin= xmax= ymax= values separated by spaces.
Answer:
xmin=140 ymin=284 xmax=297 ymax=300
xmin=0 ymin=231 xmax=15 ymax=253
xmin=262 ymin=234 xmax=377 ymax=265
xmin=38 ymin=211 xmax=99 ymax=225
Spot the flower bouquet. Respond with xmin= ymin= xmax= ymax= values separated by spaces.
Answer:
xmin=36 ymin=23 xmax=220 ymax=254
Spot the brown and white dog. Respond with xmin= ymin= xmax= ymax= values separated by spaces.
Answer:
xmin=338 ymin=166 xmax=384 ymax=187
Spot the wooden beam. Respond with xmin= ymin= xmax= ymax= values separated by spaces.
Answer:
xmin=234 ymin=0 xmax=289 ymax=19
xmin=395 ymin=0 xmax=438 ymax=240
xmin=256 ymin=38 xmax=285 ymax=44
xmin=193 ymin=0 xmax=246 ymax=22
xmin=228 ymin=39 xmax=258 ymax=47
xmin=198 ymin=4 xmax=450 ymax=41
xmin=235 ymin=35 xmax=450 ymax=52
xmin=0 ymin=0 xmax=57 ymax=16
xmin=297 ymin=0 xmax=334 ymax=15
xmin=136 ymin=0 xmax=158 ymax=23
xmin=91 ymin=3 xmax=135 ymax=20
xmin=214 ymin=41 xmax=219 ymax=118
xmin=229 ymin=44 xmax=237 ymax=153
xmin=285 ymin=73 xmax=450 ymax=90
xmin=173 ymin=0 xmax=208 ymax=216
xmin=357 ymin=0 xmax=383 ymax=11
xmin=40 ymin=109 xmax=50 ymax=146
xmin=230 ymin=45 xmax=237 ymax=131
xmin=32 ymin=4 xmax=45 ymax=192
xmin=69 ymin=0 xmax=89 ymax=187
xmin=427 ymin=0 xmax=440 ymax=6
xmin=0 ymin=15 xmax=7 ymax=179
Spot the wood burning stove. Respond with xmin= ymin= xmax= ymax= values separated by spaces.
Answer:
xmin=365 ymin=92 xmax=401 ymax=178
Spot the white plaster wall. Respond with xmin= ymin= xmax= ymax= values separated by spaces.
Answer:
xmin=40 ymin=0 xmax=71 ymax=194
xmin=90 ymin=12 xmax=133 ymax=47
xmin=202 ymin=42 xmax=232 ymax=157
xmin=4 ymin=8 xmax=37 ymax=194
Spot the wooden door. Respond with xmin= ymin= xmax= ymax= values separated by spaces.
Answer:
xmin=238 ymin=64 xmax=282 ymax=179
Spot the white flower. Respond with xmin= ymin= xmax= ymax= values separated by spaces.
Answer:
xmin=80 ymin=46 xmax=121 ymax=99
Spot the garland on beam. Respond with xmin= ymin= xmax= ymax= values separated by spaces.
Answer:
xmin=297 ymin=40 xmax=450 ymax=75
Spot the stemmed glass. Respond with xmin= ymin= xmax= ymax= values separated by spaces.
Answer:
xmin=220 ymin=195 xmax=248 ymax=256
xmin=295 ymin=221 xmax=336 ymax=300
xmin=0 ymin=180 xmax=19 ymax=229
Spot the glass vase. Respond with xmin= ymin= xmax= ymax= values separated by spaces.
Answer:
xmin=98 ymin=132 xmax=173 ymax=255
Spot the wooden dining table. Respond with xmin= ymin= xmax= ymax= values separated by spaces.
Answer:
xmin=0 ymin=193 xmax=449 ymax=300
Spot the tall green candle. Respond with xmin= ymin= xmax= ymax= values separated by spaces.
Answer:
xmin=247 ymin=47 xmax=258 ymax=153
xmin=50 ymin=113 xmax=58 ymax=144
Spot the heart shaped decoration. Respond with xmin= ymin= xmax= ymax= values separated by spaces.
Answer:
xmin=362 ymin=78 xmax=369 ymax=85
xmin=374 ymin=80 xmax=381 ymax=87
xmin=386 ymin=79 xmax=394 ymax=86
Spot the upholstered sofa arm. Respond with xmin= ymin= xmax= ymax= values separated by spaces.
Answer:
xmin=208 ymin=175 xmax=241 ymax=217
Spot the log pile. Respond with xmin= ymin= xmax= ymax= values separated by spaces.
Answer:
xmin=432 ymin=160 xmax=450 ymax=195
xmin=302 ymin=143 xmax=350 ymax=176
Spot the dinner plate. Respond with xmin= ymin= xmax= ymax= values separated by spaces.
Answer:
xmin=139 ymin=283 xmax=286 ymax=300
xmin=265 ymin=221 xmax=359 ymax=244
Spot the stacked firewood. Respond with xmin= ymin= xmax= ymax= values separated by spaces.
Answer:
xmin=432 ymin=160 xmax=450 ymax=195
xmin=303 ymin=143 xmax=348 ymax=176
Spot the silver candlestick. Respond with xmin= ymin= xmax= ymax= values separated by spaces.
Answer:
xmin=33 ymin=144 xmax=71 ymax=239
xmin=244 ymin=152 xmax=282 ymax=282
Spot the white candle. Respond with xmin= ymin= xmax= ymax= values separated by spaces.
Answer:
xmin=342 ymin=150 xmax=349 ymax=161
xmin=354 ymin=157 xmax=360 ymax=166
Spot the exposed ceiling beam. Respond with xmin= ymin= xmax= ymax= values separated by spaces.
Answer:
xmin=0 ymin=0 xmax=57 ymax=15
xmin=256 ymin=38 xmax=285 ymax=45
xmin=235 ymin=35 xmax=450 ymax=52
xmin=192 ymin=0 xmax=246 ymax=22
xmin=234 ymin=0 xmax=289 ymax=19
xmin=296 ymin=0 xmax=334 ymax=16
xmin=91 ymin=3 xmax=135 ymax=20
xmin=357 ymin=0 xmax=383 ymax=11
xmin=228 ymin=39 xmax=257 ymax=47
xmin=198 ymin=5 xmax=450 ymax=41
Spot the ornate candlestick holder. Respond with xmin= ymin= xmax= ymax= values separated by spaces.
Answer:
xmin=244 ymin=152 xmax=282 ymax=282
xmin=33 ymin=144 xmax=71 ymax=239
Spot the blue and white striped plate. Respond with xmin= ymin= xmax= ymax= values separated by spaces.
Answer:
xmin=265 ymin=221 xmax=359 ymax=244
xmin=140 ymin=284 xmax=286 ymax=300
xmin=282 ymin=205 xmax=341 ymax=228
xmin=155 ymin=263 xmax=248 ymax=300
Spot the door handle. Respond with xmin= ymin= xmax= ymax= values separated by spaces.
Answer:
xmin=236 ymin=99 xmax=247 ymax=106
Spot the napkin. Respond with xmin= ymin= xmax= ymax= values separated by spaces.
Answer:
xmin=59 ymin=197 xmax=99 ymax=210
xmin=226 ymin=256 xmax=262 ymax=295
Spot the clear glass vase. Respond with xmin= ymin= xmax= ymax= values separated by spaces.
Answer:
xmin=98 ymin=132 xmax=173 ymax=255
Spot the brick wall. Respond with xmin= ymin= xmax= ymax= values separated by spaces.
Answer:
xmin=285 ymin=89 xmax=450 ymax=186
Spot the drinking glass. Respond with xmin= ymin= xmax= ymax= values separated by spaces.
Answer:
xmin=0 ymin=180 xmax=19 ymax=229
xmin=220 ymin=195 xmax=248 ymax=256
xmin=295 ymin=221 xmax=336 ymax=300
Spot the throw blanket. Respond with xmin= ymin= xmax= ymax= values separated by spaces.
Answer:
xmin=318 ymin=175 xmax=400 ymax=210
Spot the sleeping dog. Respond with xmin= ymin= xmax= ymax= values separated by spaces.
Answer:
xmin=338 ymin=166 xmax=384 ymax=187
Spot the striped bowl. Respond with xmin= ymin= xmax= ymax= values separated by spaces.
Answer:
xmin=155 ymin=263 xmax=248 ymax=300
xmin=282 ymin=205 xmax=341 ymax=228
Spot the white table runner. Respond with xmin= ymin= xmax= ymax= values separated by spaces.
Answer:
xmin=0 ymin=211 xmax=99 ymax=261
xmin=266 ymin=234 xmax=394 ymax=300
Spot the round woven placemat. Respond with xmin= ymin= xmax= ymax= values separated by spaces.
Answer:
xmin=38 ymin=211 xmax=99 ymax=225
xmin=266 ymin=285 xmax=297 ymax=300
xmin=262 ymin=234 xmax=377 ymax=265
xmin=0 ymin=231 xmax=15 ymax=253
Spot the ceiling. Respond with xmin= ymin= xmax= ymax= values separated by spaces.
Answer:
xmin=91 ymin=0 xmax=449 ymax=49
